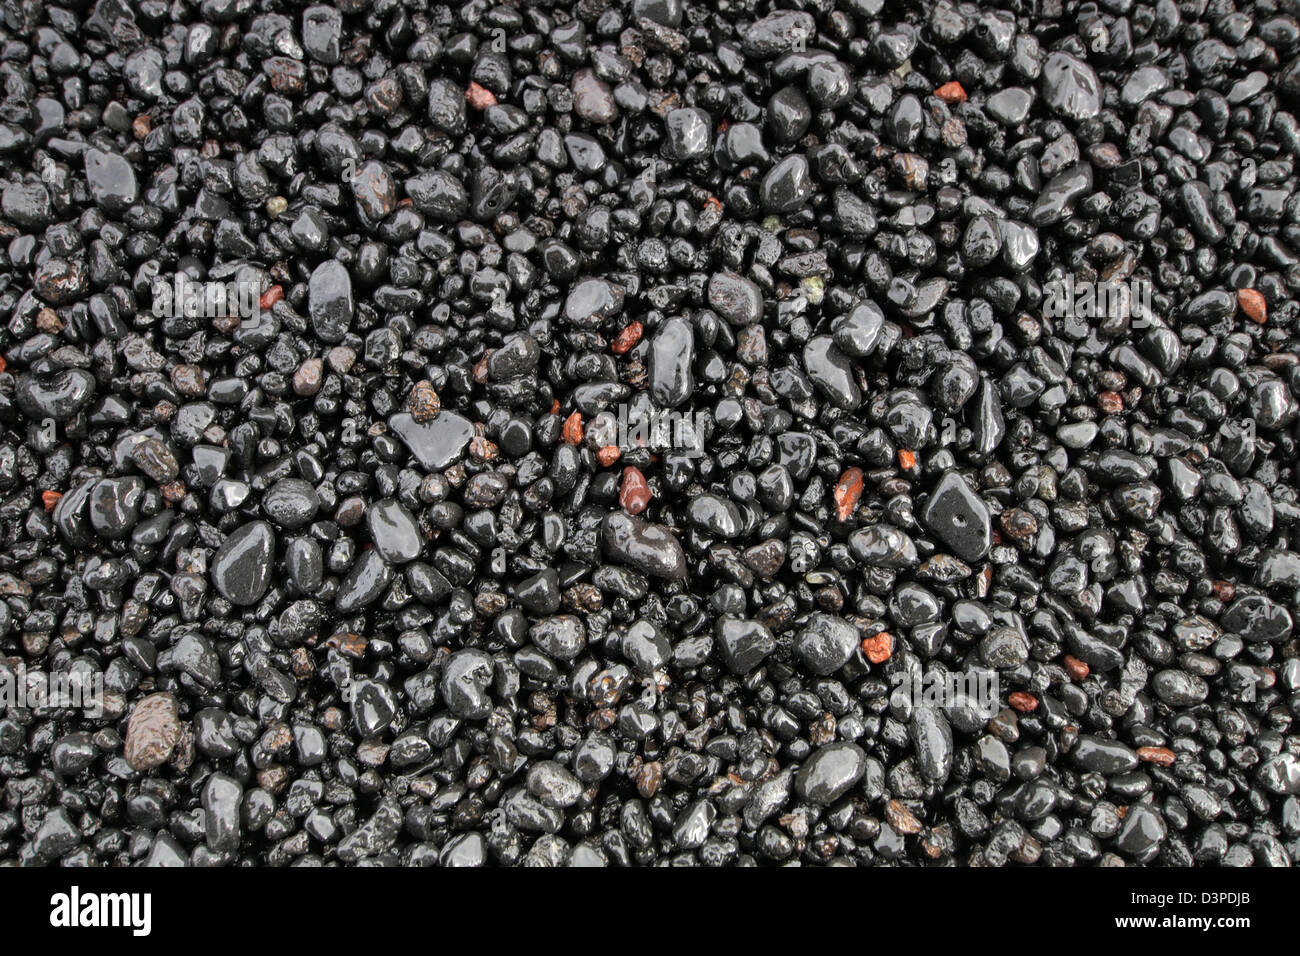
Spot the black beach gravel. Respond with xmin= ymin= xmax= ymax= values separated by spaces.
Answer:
xmin=0 ymin=0 xmax=1299 ymax=868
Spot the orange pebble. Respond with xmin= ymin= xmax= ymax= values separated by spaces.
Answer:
xmin=861 ymin=632 xmax=893 ymax=664
xmin=620 ymin=466 xmax=651 ymax=515
xmin=465 ymin=81 xmax=497 ymax=110
xmin=611 ymin=321 xmax=644 ymax=355
xmin=1063 ymin=655 xmax=1090 ymax=681
xmin=1237 ymin=288 xmax=1266 ymax=324
xmin=41 ymin=490 xmax=62 ymax=511
xmin=597 ymin=445 xmax=621 ymax=467
xmin=898 ymin=449 xmax=917 ymax=470
xmin=562 ymin=411 xmax=584 ymax=445
xmin=1137 ymin=746 xmax=1176 ymax=767
xmin=833 ymin=467 xmax=864 ymax=522
xmin=935 ymin=81 xmax=967 ymax=104
xmin=1009 ymin=691 xmax=1039 ymax=712
xmin=550 ymin=399 xmax=561 ymax=415
xmin=259 ymin=285 xmax=284 ymax=310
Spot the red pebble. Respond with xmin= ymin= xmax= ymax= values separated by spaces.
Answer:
xmin=620 ymin=466 xmax=651 ymax=515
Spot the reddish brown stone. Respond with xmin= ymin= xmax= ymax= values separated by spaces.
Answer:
xmin=1137 ymin=746 xmax=1176 ymax=767
xmin=124 ymin=692 xmax=181 ymax=771
xmin=466 ymin=81 xmax=497 ymax=110
xmin=1237 ymin=288 xmax=1266 ymax=324
xmin=833 ymin=466 xmax=864 ymax=522
xmin=611 ymin=321 xmax=643 ymax=355
xmin=862 ymin=631 xmax=893 ymax=664
xmin=935 ymin=81 xmax=967 ymax=103
xmin=563 ymin=411 xmax=584 ymax=445
xmin=407 ymin=380 xmax=442 ymax=422
xmin=1063 ymin=654 xmax=1090 ymax=680
xmin=620 ymin=466 xmax=651 ymax=515
xmin=1009 ymin=691 xmax=1039 ymax=712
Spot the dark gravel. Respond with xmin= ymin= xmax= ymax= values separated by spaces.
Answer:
xmin=1 ymin=0 xmax=1299 ymax=868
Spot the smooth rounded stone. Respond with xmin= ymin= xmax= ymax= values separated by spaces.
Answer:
xmin=794 ymin=613 xmax=860 ymax=675
xmin=922 ymin=471 xmax=992 ymax=562
xmin=1258 ymin=754 xmax=1300 ymax=795
xmin=1071 ymin=735 xmax=1139 ymax=775
xmin=986 ymin=87 xmax=1034 ymax=125
xmin=404 ymin=169 xmax=468 ymax=220
xmin=1222 ymin=593 xmax=1293 ymax=643
xmin=210 ymin=521 xmax=274 ymax=606
xmin=124 ymin=692 xmax=180 ymax=770
xmin=1057 ymin=421 xmax=1098 ymax=448
xmin=602 ymin=512 xmax=687 ymax=580
xmin=708 ymin=271 xmax=763 ymax=326
xmin=486 ymin=333 xmax=540 ymax=381
xmin=350 ymin=679 xmax=398 ymax=737
xmin=285 ymin=536 xmax=324 ymax=594
xmin=388 ymin=411 xmax=474 ymax=470
xmin=1041 ymin=51 xmax=1102 ymax=120
xmin=350 ymin=160 xmax=396 ymax=220
xmin=83 ymin=147 xmax=137 ymax=213
xmin=962 ymin=216 xmax=1002 ymax=266
xmin=768 ymin=86 xmax=813 ymax=143
xmin=441 ymin=649 xmax=495 ymax=720
xmin=891 ymin=582 xmax=940 ymax=626
xmin=761 ymin=154 xmax=814 ymax=213
xmin=622 ymin=620 xmax=671 ymax=674
xmin=715 ymin=616 xmax=775 ymax=674
xmin=1030 ymin=165 xmax=1093 ymax=226
xmin=1151 ymin=670 xmax=1209 ymax=706
xmin=15 ymin=368 xmax=96 ymax=421
xmin=2 ymin=181 xmax=51 ymax=229
xmin=262 ymin=478 xmax=319 ymax=529
xmin=530 ymin=616 xmax=587 ymax=661
xmin=1121 ymin=66 xmax=1169 ymax=106
xmin=33 ymin=807 xmax=79 ymax=860
xmin=572 ymin=69 xmax=617 ymax=125
xmin=849 ymin=524 xmax=918 ymax=569
xmin=803 ymin=336 xmax=861 ymax=409
xmin=910 ymin=706 xmax=954 ymax=784
xmin=53 ymin=479 xmax=96 ymax=548
xmin=308 ymin=260 xmax=354 ymax=343
xmin=427 ymin=77 xmax=467 ymax=134
xmin=527 ymin=761 xmax=583 ymax=809
xmin=742 ymin=10 xmax=816 ymax=57
xmin=1257 ymin=550 xmax=1300 ymax=589
xmin=998 ymin=219 xmax=1040 ymax=271
xmin=202 ymin=773 xmax=243 ymax=852
xmin=633 ymin=0 xmax=682 ymax=26
xmin=832 ymin=302 xmax=886 ymax=357
xmin=50 ymin=733 xmax=97 ymax=776
xmin=564 ymin=277 xmax=625 ymax=326
xmin=367 ymin=499 xmax=421 ymax=564
xmin=649 ymin=317 xmax=694 ymax=408
xmin=302 ymin=5 xmax=342 ymax=64
xmin=664 ymin=108 xmax=711 ymax=161
xmin=1116 ymin=804 xmax=1167 ymax=859
xmin=441 ymin=832 xmax=488 ymax=867
xmin=687 ymin=493 xmax=742 ymax=539
xmin=88 ymin=476 xmax=144 ymax=540
xmin=795 ymin=742 xmax=867 ymax=805
xmin=335 ymin=550 xmax=392 ymax=612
